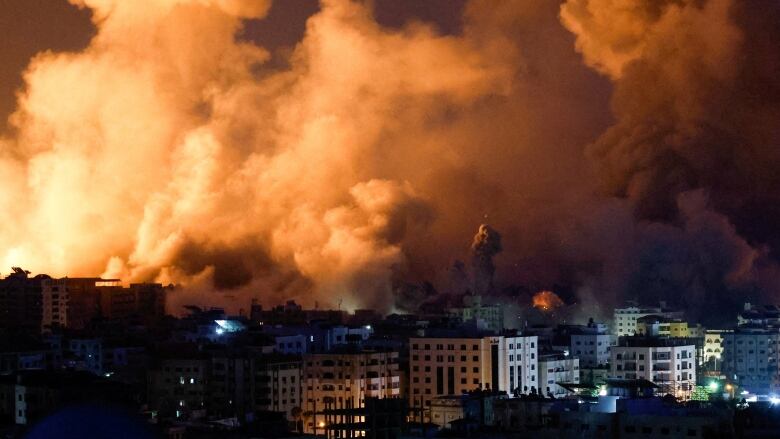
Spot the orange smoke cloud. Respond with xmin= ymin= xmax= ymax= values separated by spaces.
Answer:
xmin=0 ymin=0 xmax=521 ymax=313
xmin=532 ymin=290 xmax=564 ymax=312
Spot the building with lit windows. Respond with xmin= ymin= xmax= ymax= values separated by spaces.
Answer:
xmin=408 ymin=334 xmax=538 ymax=421
xmin=613 ymin=303 xmax=684 ymax=337
xmin=610 ymin=337 xmax=696 ymax=400
xmin=703 ymin=329 xmax=729 ymax=366
xmin=303 ymin=348 xmax=400 ymax=434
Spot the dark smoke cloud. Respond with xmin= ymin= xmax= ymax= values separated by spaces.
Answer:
xmin=471 ymin=224 xmax=502 ymax=295
xmin=561 ymin=0 xmax=780 ymax=323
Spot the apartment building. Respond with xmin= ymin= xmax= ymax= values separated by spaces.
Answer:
xmin=613 ymin=303 xmax=684 ymax=337
xmin=721 ymin=327 xmax=780 ymax=395
xmin=251 ymin=354 xmax=304 ymax=421
xmin=446 ymin=295 xmax=504 ymax=333
xmin=538 ymin=353 xmax=579 ymax=397
xmin=703 ymin=329 xmax=730 ymax=366
xmin=610 ymin=337 xmax=696 ymax=400
xmin=570 ymin=319 xmax=615 ymax=368
xmin=409 ymin=334 xmax=538 ymax=416
xmin=303 ymin=348 xmax=400 ymax=434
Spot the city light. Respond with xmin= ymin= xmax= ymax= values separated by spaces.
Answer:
xmin=708 ymin=381 xmax=719 ymax=392
xmin=318 ymin=421 xmax=326 ymax=428
xmin=771 ymin=397 xmax=780 ymax=405
xmin=598 ymin=386 xmax=608 ymax=396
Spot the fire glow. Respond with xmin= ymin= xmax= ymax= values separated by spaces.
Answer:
xmin=532 ymin=291 xmax=564 ymax=312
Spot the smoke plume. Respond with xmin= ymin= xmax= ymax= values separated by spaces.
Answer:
xmin=471 ymin=224 xmax=502 ymax=295
xmin=0 ymin=0 xmax=777 ymax=323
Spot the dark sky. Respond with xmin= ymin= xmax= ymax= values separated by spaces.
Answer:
xmin=0 ymin=0 xmax=93 ymax=125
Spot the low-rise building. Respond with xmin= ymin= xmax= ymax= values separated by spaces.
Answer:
xmin=613 ymin=303 xmax=684 ymax=337
xmin=538 ymin=353 xmax=579 ymax=397
xmin=703 ymin=329 xmax=729 ymax=366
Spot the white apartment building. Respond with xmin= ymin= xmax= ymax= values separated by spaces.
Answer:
xmin=613 ymin=303 xmax=684 ymax=337
xmin=538 ymin=354 xmax=579 ymax=397
xmin=610 ymin=338 xmax=696 ymax=400
xmin=409 ymin=334 xmax=538 ymax=414
xmin=303 ymin=349 xmax=400 ymax=434
xmin=721 ymin=327 xmax=780 ymax=395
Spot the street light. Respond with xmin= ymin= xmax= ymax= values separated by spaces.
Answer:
xmin=708 ymin=381 xmax=719 ymax=392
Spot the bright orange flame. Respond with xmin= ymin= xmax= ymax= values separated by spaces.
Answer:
xmin=532 ymin=290 xmax=564 ymax=312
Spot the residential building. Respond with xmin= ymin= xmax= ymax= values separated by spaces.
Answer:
xmin=148 ymin=351 xmax=210 ymax=419
xmin=703 ymin=329 xmax=729 ymax=366
xmin=251 ymin=354 xmax=304 ymax=423
xmin=538 ymin=353 xmax=579 ymax=397
xmin=636 ymin=315 xmax=690 ymax=337
xmin=446 ymin=295 xmax=504 ymax=333
xmin=0 ymin=269 xmax=44 ymax=334
xmin=409 ymin=333 xmax=538 ymax=417
xmin=721 ymin=326 xmax=780 ymax=395
xmin=612 ymin=303 xmax=684 ymax=337
xmin=429 ymin=391 xmax=503 ymax=428
xmin=570 ymin=319 xmax=615 ymax=368
xmin=737 ymin=303 xmax=780 ymax=327
xmin=610 ymin=337 xmax=696 ymax=400
xmin=303 ymin=348 xmax=400 ymax=434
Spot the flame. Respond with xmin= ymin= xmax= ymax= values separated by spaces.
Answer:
xmin=532 ymin=290 xmax=564 ymax=312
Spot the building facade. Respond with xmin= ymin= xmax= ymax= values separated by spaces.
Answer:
xmin=610 ymin=338 xmax=696 ymax=400
xmin=613 ymin=304 xmax=684 ymax=337
xmin=538 ymin=354 xmax=579 ymax=397
xmin=721 ymin=327 xmax=780 ymax=395
xmin=303 ymin=349 xmax=400 ymax=433
xmin=570 ymin=320 xmax=614 ymax=368
xmin=409 ymin=334 xmax=538 ymax=417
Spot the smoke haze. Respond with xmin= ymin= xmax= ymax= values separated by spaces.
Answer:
xmin=0 ymin=0 xmax=778 ymax=323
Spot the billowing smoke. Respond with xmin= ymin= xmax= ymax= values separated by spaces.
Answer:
xmin=471 ymin=224 xmax=502 ymax=295
xmin=560 ymin=0 xmax=780 ymax=321
xmin=0 ymin=0 xmax=777 ymax=323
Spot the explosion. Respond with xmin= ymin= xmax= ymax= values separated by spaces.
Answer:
xmin=532 ymin=291 xmax=564 ymax=312
xmin=0 ymin=0 xmax=778 ymax=322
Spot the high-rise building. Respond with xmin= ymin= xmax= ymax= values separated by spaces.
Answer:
xmin=408 ymin=334 xmax=538 ymax=419
xmin=610 ymin=337 xmax=696 ymax=400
